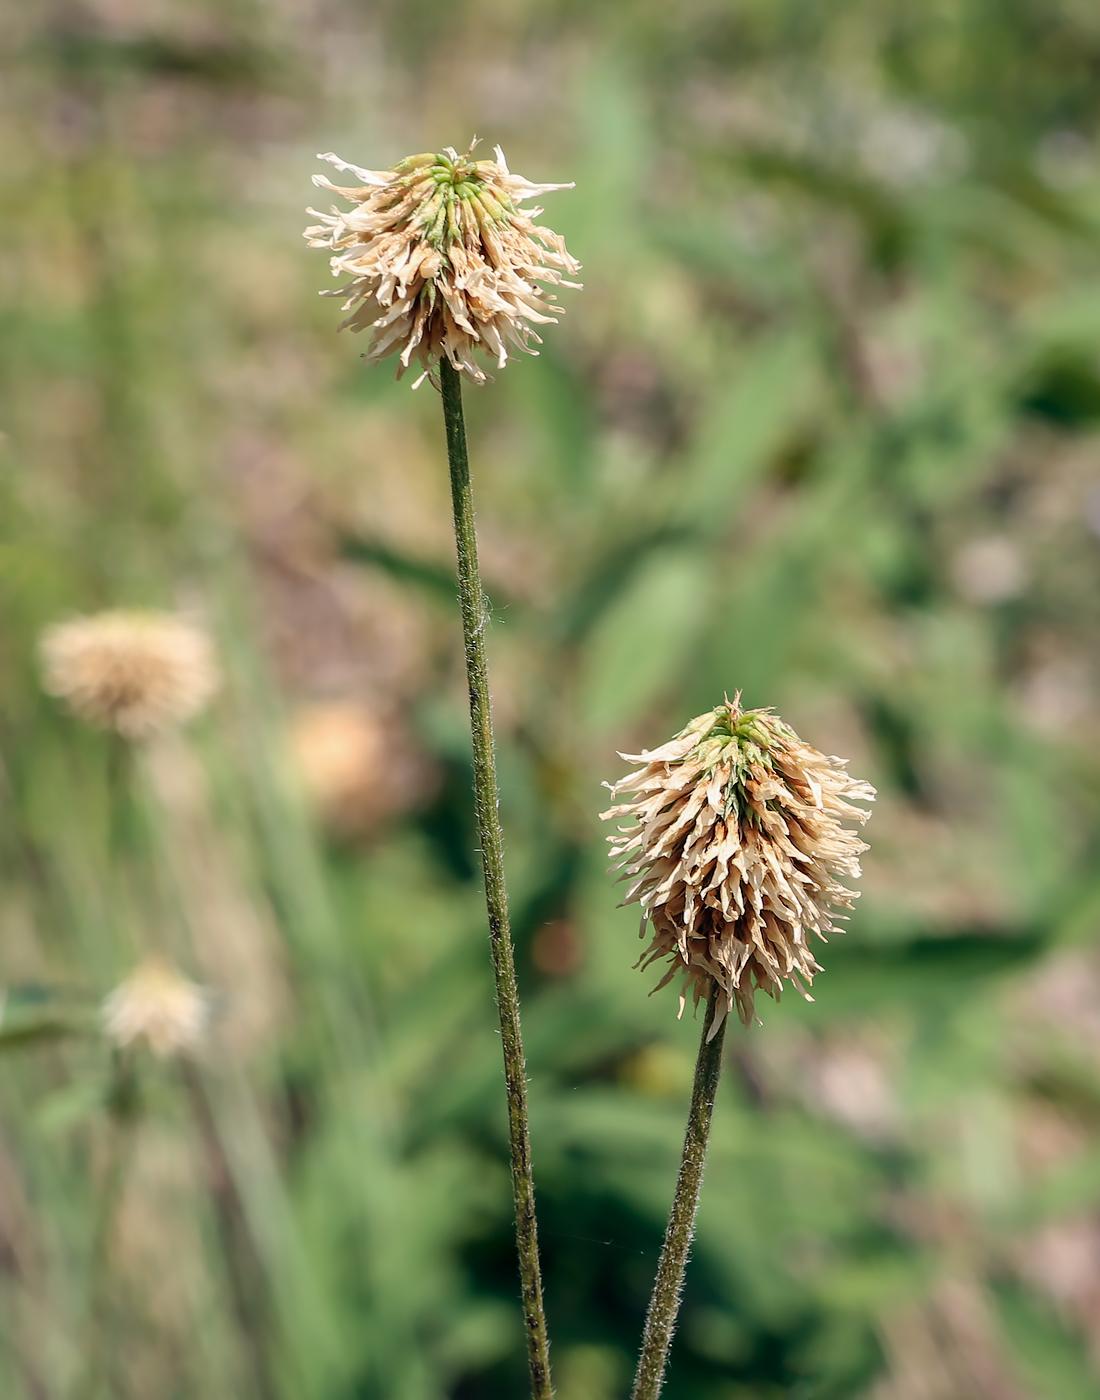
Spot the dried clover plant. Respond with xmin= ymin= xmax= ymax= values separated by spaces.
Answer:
xmin=305 ymin=144 xmax=580 ymax=387
xmin=307 ymin=139 xmax=580 ymax=1400
xmin=37 ymin=609 xmax=221 ymax=1399
xmin=602 ymin=696 xmax=874 ymax=1400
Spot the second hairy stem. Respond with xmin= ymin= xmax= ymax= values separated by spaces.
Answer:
xmin=439 ymin=358 xmax=552 ymax=1400
xmin=632 ymin=989 xmax=728 ymax=1400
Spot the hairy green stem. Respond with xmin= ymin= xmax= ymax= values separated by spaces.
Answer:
xmin=438 ymin=358 xmax=552 ymax=1400
xmin=632 ymin=989 xmax=728 ymax=1400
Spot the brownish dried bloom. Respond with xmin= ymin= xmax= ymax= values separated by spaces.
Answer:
xmin=102 ymin=956 xmax=208 ymax=1057
xmin=40 ymin=610 xmax=219 ymax=739
xmin=601 ymin=697 xmax=875 ymax=1034
xmin=305 ymin=143 xmax=580 ymax=386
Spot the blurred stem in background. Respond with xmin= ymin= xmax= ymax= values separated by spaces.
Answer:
xmin=632 ymin=989 xmax=728 ymax=1400
xmin=179 ymin=1059 xmax=278 ymax=1400
xmin=78 ymin=1048 xmax=139 ymax=1400
xmin=439 ymin=358 xmax=553 ymax=1400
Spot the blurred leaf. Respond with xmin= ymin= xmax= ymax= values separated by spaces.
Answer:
xmin=996 ymin=1283 xmax=1099 ymax=1400
xmin=578 ymin=545 xmax=712 ymax=732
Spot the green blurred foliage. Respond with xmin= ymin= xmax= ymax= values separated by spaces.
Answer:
xmin=4 ymin=0 xmax=1100 ymax=1396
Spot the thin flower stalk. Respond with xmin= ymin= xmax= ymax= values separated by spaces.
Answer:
xmin=180 ymin=1059 xmax=279 ymax=1400
xmin=439 ymin=358 xmax=551 ymax=1399
xmin=308 ymin=143 xmax=577 ymax=1399
xmin=77 ymin=1050 xmax=138 ymax=1400
xmin=603 ymin=697 xmax=874 ymax=1398
xmin=632 ymin=988 xmax=727 ymax=1400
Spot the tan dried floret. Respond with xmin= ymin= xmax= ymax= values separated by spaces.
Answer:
xmin=40 ymin=610 xmax=219 ymax=739
xmin=601 ymin=697 xmax=875 ymax=1035
xmin=102 ymin=956 xmax=208 ymax=1057
xmin=305 ymin=143 xmax=581 ymax=387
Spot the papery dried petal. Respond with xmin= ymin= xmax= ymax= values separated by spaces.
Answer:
xmin=601 ymin=697 xmax=875 ymax=1033
xmin=305 ymin=142 xmax=580 ymax=387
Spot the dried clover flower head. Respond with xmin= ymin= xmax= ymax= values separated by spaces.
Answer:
xmin=305 ymin=142 xmax=581 ymax=387
xmin=40 ymin=610 xmax=219 ymax=739
xmin=102 ymin=956 xmax=208 ymax=1057
xmin=601 ymin=697 xmax=875 ymax=1034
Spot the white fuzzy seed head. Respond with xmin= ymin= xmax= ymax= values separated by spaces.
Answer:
xmin=102 ymin=956 xmax=208 ymax=1057
xmin=40 ymin=610 xmax=219 ymax=739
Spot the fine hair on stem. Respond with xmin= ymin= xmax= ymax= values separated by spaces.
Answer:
xmin=632 ymin=986 xmax=728 ymax=1400
xmin=438 ymin=357 xmax=552 ymax=1400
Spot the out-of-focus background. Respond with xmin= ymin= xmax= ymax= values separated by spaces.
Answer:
xmin=4 ymin=1 xmax=1100 ymax=1397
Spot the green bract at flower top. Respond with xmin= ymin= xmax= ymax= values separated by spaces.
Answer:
xmin=305 ymin=143 xmax=581 ymax=387
xmin=602 ymin=696 xmax=876 ymax=1035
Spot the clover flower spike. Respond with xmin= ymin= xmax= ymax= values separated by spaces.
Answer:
xmin=40 ymin=610 xmax=219 ymax=739
xmin=305 ymin=143 xmax=581 ymax=386
xmin=102 ymin=956 xmax=208 ymax=1057
xmin=601 ymin=697 xmax=875 ymax=1035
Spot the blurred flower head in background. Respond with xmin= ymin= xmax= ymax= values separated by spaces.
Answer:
xmin=603 ymin=697 xmax=875 ymax=1032
xmin=289 ymin=699 xmax=437 ymax=839
xmin=39 ymin=610 xmax=219 ymax=739
xmin=305 ymin=143 xmax=580 ymax=386
xmin=102 ymin=955 xmax=208 ymax=1057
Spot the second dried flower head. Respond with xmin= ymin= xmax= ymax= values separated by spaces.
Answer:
xmin=602 ymin=697 xmax=875 ymax=1033
xmin=305 ymin=143 xmax=580 ymax=386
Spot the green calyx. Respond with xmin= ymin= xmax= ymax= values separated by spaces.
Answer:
xmin=692 ymin=705 xmax=778 ymax=762
xmin=684 ymin=705 xmax=790 ymax=823
xmin=393 ymin=149 xmax=514 ymax=247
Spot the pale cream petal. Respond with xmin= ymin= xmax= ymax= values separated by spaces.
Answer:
xmin=306 ymin=147 xmax=579 ymax=386
xmin=601 ymin=698 xmax=874 ymax=1027
xmin=316 ymin=152 xmax=392 ymax=185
